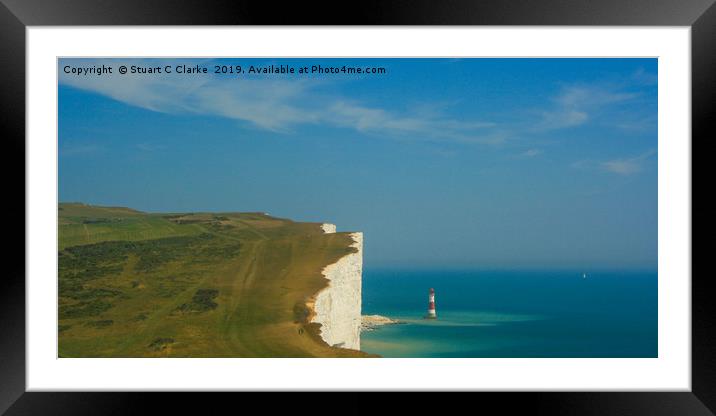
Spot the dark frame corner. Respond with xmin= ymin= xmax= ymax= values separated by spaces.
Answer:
xmin=1 ymin=0 xmax=710 ymax=414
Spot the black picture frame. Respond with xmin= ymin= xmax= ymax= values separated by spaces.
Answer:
xmin=1 ymin=0 xmax=710 ymax=414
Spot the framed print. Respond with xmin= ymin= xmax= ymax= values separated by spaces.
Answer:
xmin=2 ymin=0 xmax=711 ymax=414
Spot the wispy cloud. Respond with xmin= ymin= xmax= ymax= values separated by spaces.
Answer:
xmin=615 ymin=115 xmax=657 ymax=132
xmin=632 ymin=67 xmax=658 ymax=86
xmin=59 ymin=59 xmax=496 ymax=142
xmin=60 ymin=60 xmax=314 ymax=132
xmin=518 ymin=149 xmax=543 ymax=158
xmin=327 ymin=101 xmax=496 ymax=141
xmin=570 ymin=149 xmax=656 ymax=175
xmin=59 ymin=59 xmax=655 ymax=152
xmin=600 ymin=149 xmax=656 ymax=175
xmin=536 ymin=85 xmax=638 ymax=131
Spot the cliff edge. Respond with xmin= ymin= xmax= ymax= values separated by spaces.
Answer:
xmin=58 ymin=205 xmax=370 ymax=357
xmin=311 ymin=225 xmax=363 ymax=350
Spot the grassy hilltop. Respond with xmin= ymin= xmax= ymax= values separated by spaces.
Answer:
xmin=58 ymin=203 xmax=370 ymax=357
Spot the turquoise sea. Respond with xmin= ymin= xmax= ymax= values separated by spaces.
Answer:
xmin=361 ymin=269 xmax=658 ymax=358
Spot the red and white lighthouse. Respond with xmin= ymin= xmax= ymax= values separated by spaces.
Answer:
xmin=426 ymin=288 xmax=437 ymax=319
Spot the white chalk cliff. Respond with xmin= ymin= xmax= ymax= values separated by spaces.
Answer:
xmin=320 ymin=223 xmax=337 ymax=234
xmin=311 ymin=224 xmax=362 ymax=350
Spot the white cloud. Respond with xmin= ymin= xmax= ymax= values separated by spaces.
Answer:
xmin=615 ymin=115 xmax=657 ymax=132
xmin=600 ymin=149 xmax=656 ymax=175
xmin=632 ymin=68 xmax=658 ymax=86
xmin=555 ymin=86 xmax=637 ymax=108
xmin=59 ymin=60 xmax=655 ymax=152
xmin=570 ymin=149 xmax=656 ymax=175
xmin=520 ymin=149 xmax=543 ymax=158
xmin=539 ymin=109 xmax=589 ymax=129
xmin=59 ymin=59 xmax=495 ymax=142
xmin=536 ymin=85 xmax=638 ymax=131
xmin=60 ymin=59 xmax=316 ymax=132
xmin=601 ymin=159 xmax=642 ymax=175
xmin=328 ymin=101 xmax=496 ymax=142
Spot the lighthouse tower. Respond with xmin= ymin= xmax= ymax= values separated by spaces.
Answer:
xmin=426 ymin=288 xmax=437 ymax=319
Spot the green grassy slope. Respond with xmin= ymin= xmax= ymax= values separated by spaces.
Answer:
xmin=58 ymin=203 xmax=371 ymax=358
xmin=58 ymin=203 xmax=205 ymax=250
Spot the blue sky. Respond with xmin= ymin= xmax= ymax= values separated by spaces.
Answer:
xmin=59 ymin=58 xmax=657 ymax=269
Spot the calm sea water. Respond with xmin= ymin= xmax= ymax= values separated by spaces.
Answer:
xmin=361 ymin=269 xmax=657 ymax=358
